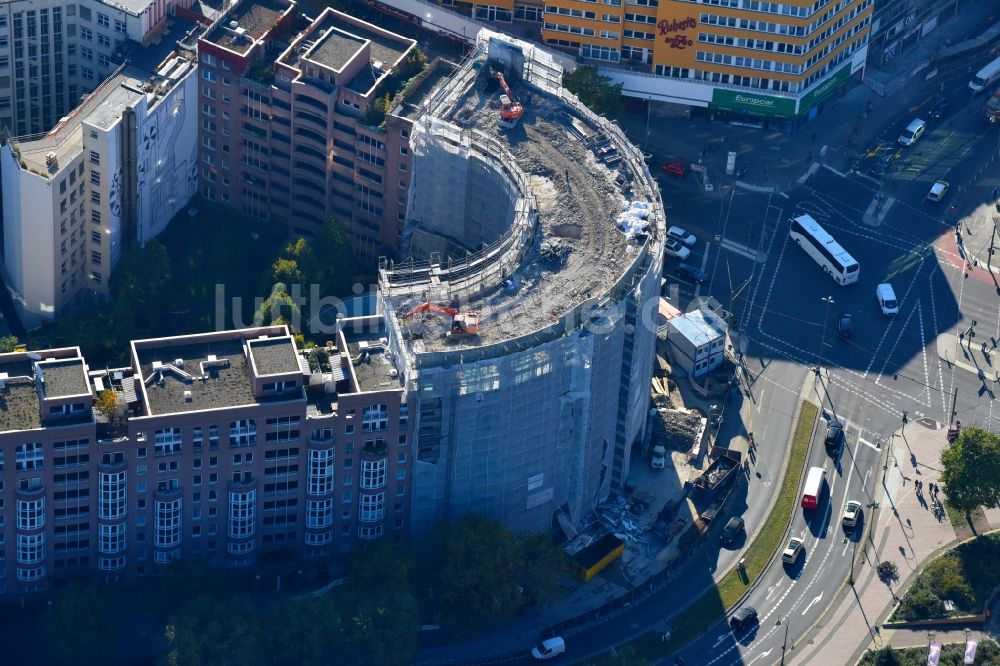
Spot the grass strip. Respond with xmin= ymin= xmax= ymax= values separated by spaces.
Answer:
xmin=584 ymin=400 xmax=818 ymax=663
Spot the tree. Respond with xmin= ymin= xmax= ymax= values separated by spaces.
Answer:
xmin=314 ymin=217 xmax=356 ymax=298
xmin=0 ymin=335 xmax=19 ymax=353
xmin=342 ymin=586 xmax=420 ymax=666
xmin=434 ymin=516 xmax=525 ymax=634
xmin=270 ymin=257 xmax=306 ymax=287
xmin=940 ymin=426 xmax=1000 ymax=515
xmin=161 ymin=596 xmax=261 ymax=666
xmin=253 ymin=283 xmax=301 ymax=331
xmin=40 ymin=581 xmax=119 ymax=665
xmin=347 ymin=540 xmax=414 ymax=589
xmin=263 ymin=595 xmax=343 ymax=666
xmin=562 ymin=66 xmax=624 ymax=117
xmin=519 ymin=532 xmax=567 ymax=606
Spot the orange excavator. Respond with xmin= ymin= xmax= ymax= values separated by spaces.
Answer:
xmin=402 ymin=303 xmax=480 ymax=338
xmin=493 ymin=71 xmax=525 ymax=124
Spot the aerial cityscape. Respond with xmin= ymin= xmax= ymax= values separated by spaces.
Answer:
xmin=0 ymin=0 xmax=998 ymax=662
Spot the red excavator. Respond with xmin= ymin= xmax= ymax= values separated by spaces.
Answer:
xmin=493 ymin=71 xmax=525 ymax=124
xmin=402 ymin=303 xmax=480 ymax=338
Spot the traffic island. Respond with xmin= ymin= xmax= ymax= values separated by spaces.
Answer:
xmin=581 ymin=401 xmax=818 ymax=663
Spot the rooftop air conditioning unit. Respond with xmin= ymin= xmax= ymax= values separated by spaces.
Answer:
xmin=183 ymin=390 xmax=193 ymax=402
xmin=175 ymin=358 xmax=185 ymax=368
xmin=45 ymin=151 xmax=58 ymax=166
xmin=229 ymin=20 xmax=239 ymax=29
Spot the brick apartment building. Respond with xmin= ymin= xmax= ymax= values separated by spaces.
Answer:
xmin=196 ymin=0 xmax=421 ymax=263
xmin=0 ymin=321 xmax=412 ymax=597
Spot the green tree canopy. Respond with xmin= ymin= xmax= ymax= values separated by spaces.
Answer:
xmin=519 ymin=531 xmax=568 ymax=606
xmin=263 ymin=595 xmax=343 ymax=666
xmin=314 ymin=217 xmax=356 ymax=298
xmin=41 ymin=581 xmax=119 ymax=665
xmin=940 ymin=426 xmax=1000 ymax=514
xmin=162 ymin=596 xmax=261 ymax=666
xmin=0 ymin=335 xmax=20 ymax=353
xmin=342 ymin=585 xmax=420 ymax=666
xmin=562 ymin=66 xmax=624 ymax=117
xmin=253 ymin=283 xmax=301 ymax=330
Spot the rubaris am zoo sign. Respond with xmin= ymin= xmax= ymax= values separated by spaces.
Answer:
xmin=657 ymin=17 xmax=696 ymax=49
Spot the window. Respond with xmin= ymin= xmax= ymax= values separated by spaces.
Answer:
xmin=81 ymin=27 xmax=93 ymax=40
xmin=229 ymin=419 xmax=256 ymax=448
xmin=99 ymin=471 xmax=127 ymax=520
xmin=15 ymin=443 xmax=43 ymax=471
xmin=154 ymin=498 xmax=182 ymax=548
xmin=360 ymin=459 xmax=387 ymax=490
xmin=228 ymin=490 xmax=256 ymax=538
xmin=307 ymin=449 xmax=334 ymax=495
xmin=98 ymin=523 xmax=126 ymax=554
xmin=97 ymin=12 xmax=109 ymax=26
xmin=17 ymin=498 xmax=45 ymax=530
xmin=154 ymin=428 xmax=182 ymax=456
xmin=17 ymin=533 xmax=45 ymax=564
xmin=209 ymin=426 xmax=220 ymax=449
xmin=358 ymin=524 xmax=384 ymax=540
xmin=359 ymin=492 xmax=385 ymax=523
xmin=306 ymin=498 xmax=334 ymax=528
xmin=362 ymin=404 xmax=389 ymax=432
xmin=114 ymin=19 xmax=126 ymax=33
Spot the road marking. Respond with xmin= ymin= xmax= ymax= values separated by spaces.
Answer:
xmin=713 ymin=633 xmax=729 ymax=647
xmin=719 ymin=238 xmax=765 ymax=262
xmin=802 ymin=591 xmax=824 ymax=615
xmin=857 ymin=437 xmax=881 ymax=451
xmin=765 ymin=581 xmax=784 ymax=601
xmin=746 ymin=648 xmax=775 ymax=664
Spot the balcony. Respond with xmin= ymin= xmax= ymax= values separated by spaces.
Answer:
xmin=228 ymin=477 xmax=256 ymax=492
xmin=153 ymin=485 xmax=182 ymax=501
xmin=16 ymin=483 xmax=45 ymax=498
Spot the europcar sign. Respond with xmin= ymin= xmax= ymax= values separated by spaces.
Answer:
xmin=710 ymin=89 xmax=796 ymax=117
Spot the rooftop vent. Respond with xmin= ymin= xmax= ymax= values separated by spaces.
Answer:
xmin=229 ymin=20 xmax=239 ymax=29
xmin=45 ymin=152 xmax=58 ymax=166
xmin=174 ymin=358 xmax=185 ymax=368
xmin=183 ymin=390 xmax=193 ymax=402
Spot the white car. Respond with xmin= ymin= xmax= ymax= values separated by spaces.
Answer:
xmin=667 ymin=225 xmax=697 ymax=246
xmin=782 ymin=537 xmax=804 ymax=563
xmin=842 ymin=500 xmax=862 ymax=528
xmin=531 ymin=636 xmax=566 ymax=660
xmin=926 ymin=180 xmax=949 ymax=202
xmin=665 ymin=238 xmax=691 ymax=260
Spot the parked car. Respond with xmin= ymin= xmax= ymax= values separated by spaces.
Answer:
xmin=676 ymin=262 xmax=707 ymax=283
xmin=782 ymin=537 xmax=805 ymax=563
xmin=836 ymin=313 xmax=853 ymax=339
xmin=531 ymin=637 xmax=566 ymax=660
xmin=667 ymin=225 xmax=697 ymax=246
xmin=665 ymin=238 xmax=691 ymax=260
xmin=825 ymin=420 xmax=843 ymax=452
xmin=729 ymin=606 xmax=758 ymax=632
xmin=842 ymin=500 xmax=862 ymax=528
xmin=928 ymin=98 xmax=951 ymax=120
xmin=721 ymin=516 xmax=745 ymax=546
xmin=897 ymin=118 xmax=926 ymax=146
xmin=926 ymin=180 xmax=949 ymax=202
xmin=651 ymin=444 xmax=666 ymax=470
xmin=661 ymin=160 xmax=688 ymax=178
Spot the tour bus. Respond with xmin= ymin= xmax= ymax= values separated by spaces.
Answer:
xmin=970 ymin=56 xmax=1000 ymax=94
xmin=789 ymin=214 xmax=860 ymax=285
xmin=801 ymin=466 xmax=826 ymax=510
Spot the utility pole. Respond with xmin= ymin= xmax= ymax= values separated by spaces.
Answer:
xmin=815 ymin=296 xmax=834 ymax=378
xmin=780 ymin=616 xmax=791 ymax=664
xmin=949 ymin=386 xmax=958 ymax=425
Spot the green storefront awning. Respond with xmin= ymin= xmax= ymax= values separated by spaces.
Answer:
xmin=798 ymin=64 xmax=853 ymax=114
xmin=710 ymin=89 xmax=797 ymax=118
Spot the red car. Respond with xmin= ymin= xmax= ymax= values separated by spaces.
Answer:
xmin=661 ymin=160 xmax=688 ymax=178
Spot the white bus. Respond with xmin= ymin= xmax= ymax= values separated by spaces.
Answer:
xmin=970 ymin=56 xmax=1000 ymax=94
xmin=789 ymin=214 xmax=860 ymax=285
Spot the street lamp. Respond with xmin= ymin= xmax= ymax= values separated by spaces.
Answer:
xmin=779 ymin=615 xmax=791 ymax=664
xmin=815 ymin=296 xmax=834 ymax=378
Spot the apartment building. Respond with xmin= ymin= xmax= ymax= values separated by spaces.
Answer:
xmin=196 ymin=0 xmax=419 ymax=262
xmin=0 ymin=16 xmax=203 ymax=327
xmin=0 ymin=323 xmax=412 ymax=598
xmin=533 ymin=0 xmax=874 ymax=127
xmin=0 ymin=0 xmax=181 ymax=137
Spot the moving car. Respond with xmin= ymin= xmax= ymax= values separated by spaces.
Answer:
xmin=668 ymin=225 xmax=697 ymax=246
xmin=926 ymin=180 xmax=949 ymax=202
xmin=876 ymin=282 xmax=898 ymax=316
xmin=825 ymin=420 xmax=843 ymax=452
xmin=927 ymin=98 xmax=951 ymax=120
xmin=721 ymin=517 xmax=745 ymax=546
xmin=842 ymin=500 xmax=862 ymax=528
xmin=897 ymin=118 xmax=926 ymax=146
xmin=782 ymin=537 xmax=805 ymax=563
xmin=665 ymin=238 xmax=691 ymax=260
xmin=676 ymin=262 xmax=707 ymax=283
xmin=729 ymin=606 xmax=758 ymax=632
xmin=869 ymin=152 xmax=896 ymax=177
xmin=661 ymin=160 xmax=688 ymax=178
xmin=836 ymin=313 xmax=853 ymax=339
xmin=531 ymin=637 xmax=566 ymax=660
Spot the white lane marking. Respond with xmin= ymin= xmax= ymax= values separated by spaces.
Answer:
xmin=917 ymin=301 xmax=933 ymax=407
xmin=713 ymin=633 xmax=729 ymax=648
xmin=720 ymin=238 xmax=764 ymax=261
xmin=842 ymin=540 xmax=850 ymax=556
xmin=765 ymin=581 xmax=784 ymax=601
xmin=802 ymin=591 xmax=824 ymax=615
xmin=746 ymin=648 xmax=775 ymax=664
xmin=858 ymin=437 xmax=881 ymax=451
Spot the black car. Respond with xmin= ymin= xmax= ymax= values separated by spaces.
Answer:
xmin=676 ymin=262 xmax=707 ymax=283
xmin=730 ymin=606 xmax=758 ymax=632
xmin=837 ymin=313 xmax=853 ymax=339
xmin=721 ymin=516 xmax=745 ymax=546
xmin=928 ymin=98 xmax=951 ymax=120
xmin=825 ymin=420 xmax=844 ymax=452
xmin=869 ymin=151 xmax=897 ymax=177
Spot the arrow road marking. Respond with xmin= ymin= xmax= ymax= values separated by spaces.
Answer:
xmin=713 ymin=633 xmax=729 ymax=648
xmin=802 ymin=591 xmax=824 ymax=615
xmin=858 ymin=437 xmax=880 ymax=451
xmin=765 ymin=581 xmax=784 ymax=601
xmin=747 ymin=648 xmax=775 ymax=664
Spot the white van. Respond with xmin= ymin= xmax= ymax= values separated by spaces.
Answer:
xmin=531 ymin=636 xmax=566 ymax=660
xmin=876 ymin=283 xmax=898 ymax=316
xmin=897 ymin=119 xmax=926 ymax=146
xmin=970 ymin=56 xmax=1000 ymax=94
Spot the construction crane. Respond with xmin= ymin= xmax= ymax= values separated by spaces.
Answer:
xmin=492 ymin=71 xmax=525 ymax=124
xmin=401 ymin=303 xmax=481 ymax=338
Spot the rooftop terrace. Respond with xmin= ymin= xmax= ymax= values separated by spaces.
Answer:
xmin=0 ymin=378 xmax=42 ymax=433
xmin=344 ymin=330 xmax=403 ymax=393
xmin=38 ymin=359 xmax=90 ymax=398
xmin=204 ymin=0 xmax=288 ymax=55
xmin=247 ymin=336 xmax=301 ymax=376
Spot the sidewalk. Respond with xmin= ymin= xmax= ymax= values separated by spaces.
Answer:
xmin=615 ymin=4 xmax=999 ymax=199
xmin=788 ymin=421 xmax=1000 ymax=666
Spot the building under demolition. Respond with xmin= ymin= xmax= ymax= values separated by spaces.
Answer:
xmin=377 ymin=33 xmax=666 ymax=535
